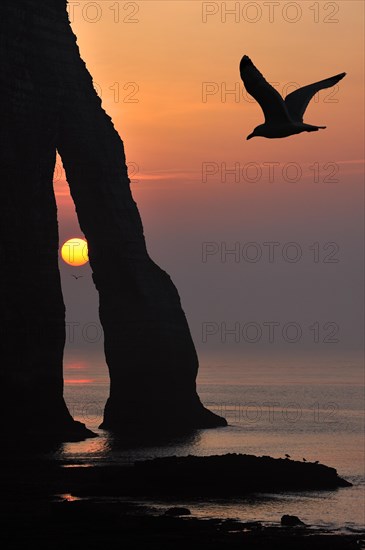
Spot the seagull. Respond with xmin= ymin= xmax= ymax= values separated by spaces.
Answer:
xmin=240 ymin=56 xmax=346 ymax=140
xmin=71 ymin=275 xmax=83 ymax=280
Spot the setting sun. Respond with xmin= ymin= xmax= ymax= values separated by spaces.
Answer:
xmin=61 ymin=237 xmax=89 ymax=266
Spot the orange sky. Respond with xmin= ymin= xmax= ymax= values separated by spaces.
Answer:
xmin=56 ymin=1 xmax=364 ymax=363
xmin=63 ymin=1 xmax=363 ymax=167
xmin=55 ymin=1 xmax=364 ymax=220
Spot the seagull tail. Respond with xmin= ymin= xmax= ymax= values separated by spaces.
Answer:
xmin=307 ymin=125 xmax=326 ymax=132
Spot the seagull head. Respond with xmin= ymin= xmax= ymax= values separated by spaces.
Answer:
xmin=246 ymin=124 xmax=266 ymax=140
xmin=246 ymin=124 xmax=265 ymax=139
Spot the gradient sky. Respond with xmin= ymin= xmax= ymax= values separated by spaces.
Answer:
xmin=55 ymin=1 xmax=364 ymax=371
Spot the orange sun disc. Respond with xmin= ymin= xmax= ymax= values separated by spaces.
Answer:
xmin=61 ymin=237 xmax=89 ymax=266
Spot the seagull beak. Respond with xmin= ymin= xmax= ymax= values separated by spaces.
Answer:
xmin=246 ymin=133 xmax=254 ymax=140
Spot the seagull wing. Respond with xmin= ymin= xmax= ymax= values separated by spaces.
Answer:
xmin=285 ymin=72 xmax=346 ymax=122
xmin=240 ymin=56 xmax=291 ymax=123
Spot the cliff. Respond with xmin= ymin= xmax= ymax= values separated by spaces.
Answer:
xmin=0 ymin=0 xmax=226 ymax=441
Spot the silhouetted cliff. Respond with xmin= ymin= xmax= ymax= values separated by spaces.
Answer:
xmin=0 ymin=0 xmax=226 ymax=441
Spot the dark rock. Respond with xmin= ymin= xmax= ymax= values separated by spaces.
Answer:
xmin=0 ymin=0 xmax=226 ymax=440
xmin=58 ymin=454 xmax=351 ymax=499
xmin=281 ymin=514 xmax=306 ymax=526
xmin=132 ymin=454 xmax=352 ymax=495
xmin=164 ymin=507 xmax=191 ymax=516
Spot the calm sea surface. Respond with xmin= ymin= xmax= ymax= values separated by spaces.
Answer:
xmin=54 ymin=353 xmax=364 ymax=532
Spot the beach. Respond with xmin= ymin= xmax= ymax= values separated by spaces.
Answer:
xmin=1 ymin=455 xmax=363 ymax=550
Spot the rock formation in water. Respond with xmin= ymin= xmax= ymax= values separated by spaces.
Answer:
xmin=0 ymin=0 xmax=226 ymax=440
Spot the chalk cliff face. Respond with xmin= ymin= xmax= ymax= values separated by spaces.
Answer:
xmin=0 ymin=0 xmax=226 ymax=440
xmin=0 ymin=0 xmax=94 ymax=441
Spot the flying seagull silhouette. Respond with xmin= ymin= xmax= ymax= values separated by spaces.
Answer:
xmin=240 ymin=56 xmax=346 ymax=140
xmin=71 ymin=274 xmax=83 ymax=280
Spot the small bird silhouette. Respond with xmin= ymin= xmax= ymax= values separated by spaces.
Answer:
xmin=71 ymin=274 xmax=83 ymax=280
xmin=302 ymin=458 xmax=307 ymax=462
xmin=285 ymin=454 xmax=291 ymax=459
xmin=240 ymin=55 xmax=346 ymax=140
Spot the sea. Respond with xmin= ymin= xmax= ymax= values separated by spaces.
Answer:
xmin=51 ymin=352 xmax=364 ymax=533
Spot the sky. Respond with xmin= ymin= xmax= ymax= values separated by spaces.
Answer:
xmin=55 ymin=0 xmax=364 ymax=373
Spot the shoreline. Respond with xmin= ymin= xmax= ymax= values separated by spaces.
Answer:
xmin=2 ymin=497 xmax=364 ymax=549
xmin=55 ymin=493 xmax=363 ymax=535
xmin=1 ymin=453 xmax=363 ymax=548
